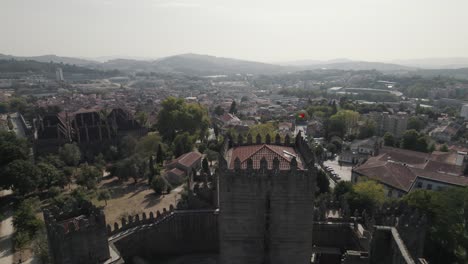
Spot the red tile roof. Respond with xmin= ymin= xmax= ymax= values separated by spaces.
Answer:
xmin=167 ymin=167 xmax=185 ymax=177
xmin=353 ymin=159 xmax=417 ymax=192
xmin=166 ymin=151 xmax=202 ymax=169
xmin=226 ymin=144 xmax=304 ymax=170
xmin=354 ymin=148 xmax=468 ymax=191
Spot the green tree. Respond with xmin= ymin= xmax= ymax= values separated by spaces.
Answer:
xmin=98 ymin=189 xmax=112 ymax=206
xmin=439 ymin=144 xmax=449 ymax=152
xmin=37 ymin=162 xmax=65 ymax=190
xmin=202 ymin=157 xmax=210 ymax=175
xmin=204 ymin=149 xmax=218 ymax=165
xmin=135 ymin=111 xmax=148 ymax=127
xmin=333 ymin=181 xmax=353 ymax=200
xmin=13 ymin=198 xmax=43 ymax=247
xmin=248 ymin=123 xmax=277 ymax=141
xmin=229 ymin=100 xmax=237 ymax=114
xmin=401 ymin=129 xmax=428 ymax=152
xmin=347 ymin=180 xmax=386 ymax=213
xmin=316 ymin=169 xmax=330 ymax=194
xmin=383 ymin=132 xmax=395 ymax=147
xmin=133 ymin=155 xmax=147 ymax=183
xmin=157 ymin=97 xmax=210 ymax=141
xmin=407 ymin=116 xmax=425 ymax=131
xmin=38 ymin=154 xmax=65 ymax=169
xmin=358 ymin=119 xmax=376 ymax=139
xmin=313 ymin=144 xmax=324 ymax=162
xmin=8 ymin=97 xmax=28 ymax=113
xmin=403 ymin=188 xmax=468 ymax=263
xmin=76 ymin=163 xmax=101 ymax=189
xmin=214 ymin=105 xmax=224 ymax=116
xmin=94 ymin=153 xmax=106 ymax=171
xmin=149 ymin=155 xmax=155 ymax=181
xmin=32 ymin=227 xmax=50 ymax=264
xmin=4 ymin=160 xmax=39 ymax=195
xmin=151 ymin=175 xmax=167 ymax=195
xmin=329 ymin=110 xmax=360 ymax=138
xmin=0 ymin=131 xmax=29 ymax=171
xmin=135 ymin=133 xmax=163 ymax=156
xmin=173 ymin=132 xmax=195 ymax=157
xmin=156 ymin=144 xmax=165 ymax=164
xmin=58 ymin=143 xmax=81 ymax=166
xmin=119 ymin=135 xmax=137 ymax=157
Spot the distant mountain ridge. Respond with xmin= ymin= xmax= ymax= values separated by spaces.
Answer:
xmin=97 ymin=53 xmax=285 ymax=75
xmin=3 ymin=52 xmax=468 ymax=78
xmin=0 ymin=53 xmax=99 ymax=67
xmin=392 ymin=57 xmax=468 ymax=69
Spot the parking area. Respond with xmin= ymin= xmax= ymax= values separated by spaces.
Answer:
xmin=323 ymin=156 xmax=353 ymax=182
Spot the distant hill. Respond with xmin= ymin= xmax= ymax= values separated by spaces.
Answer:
xmin=4 ymin=53 xmax=468 ymax=78
xmin=414 ymin=68 xmax=468 ymax=80
xmin=0 ymin=54 xmax=98 ymax=67
xmin=279 ymin=58 xmax=354 ymax=66
xmin=289 ymin=61 xmax=416 ymax=73
xmin=0 ymin=59 xmax=120 ymax=79
xmin=393 ymin=57 xmax=468 ymax=69
xmin=100 ymin=53 xmax=285 ymax=75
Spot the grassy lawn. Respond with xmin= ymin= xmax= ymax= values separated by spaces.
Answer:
xmin=95 ymin=177 xmax=184 ymax=225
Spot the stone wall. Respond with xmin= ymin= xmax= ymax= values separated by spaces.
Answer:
xmin=312 ymin=222 xmax=365 ymax=251
xmin=369 ymin=226 xmax=415 ymax=264
xmin=44 ymin=203 xmax=110 ymax=264
xmin=110 ymin=209 xmax=219 ymax=262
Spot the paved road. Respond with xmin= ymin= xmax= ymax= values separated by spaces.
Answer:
xmin=323 ymin=157 xmax=353 ymax=182
xmin=0 ymin=190 xmax=13 ymax=264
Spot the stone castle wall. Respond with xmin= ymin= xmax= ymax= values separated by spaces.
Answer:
xmin=111 ymin=209 xmax=219 ymax=262
xmin=44 ymin=204 xmax=110 ymax=264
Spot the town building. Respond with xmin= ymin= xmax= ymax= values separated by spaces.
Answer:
xmin=339 ymin=137 xmax=382 ymax=164
xmin=352 ymin=147 xmax=468 ymax=198
xmin=460 ymin=104 xmax=468 ymax=120
xmin=367 ymin=112 xmax=408 ymax=137
xmin=164 ymin=151 xmax=202 ymax=186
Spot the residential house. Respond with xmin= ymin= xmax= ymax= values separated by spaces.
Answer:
xmin=165 ymin=151 xmax=203 ymax=186
xmin=339 ymin=137 xmax=381 ymax=164
xmin=352 ymin=147 xmax=468 ymax=198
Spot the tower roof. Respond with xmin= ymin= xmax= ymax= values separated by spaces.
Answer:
xmin=225 ymin=144 xmax=305 ymax=170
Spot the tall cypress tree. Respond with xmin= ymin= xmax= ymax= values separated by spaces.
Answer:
xmin=148 ymin=155 xmax=155 ymax=184
xmin=156 ymin=144 xmax=164 ymax=164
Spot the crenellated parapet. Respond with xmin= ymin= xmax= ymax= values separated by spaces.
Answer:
xmin=43 ymin=201 xmax=111 ymax=264
xmin=220 ymin=131 xmax=315 ymax=172
xmin=107 ymin=204 xmax=176 ymax=237
xmin=44 ymin=201 xmax=107 ymax=238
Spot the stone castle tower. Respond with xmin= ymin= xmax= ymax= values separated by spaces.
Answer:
xmin=218 ymin=133 xmax=316 ymax=264
xmin=43 ymin=201 xmax=110 ymax=264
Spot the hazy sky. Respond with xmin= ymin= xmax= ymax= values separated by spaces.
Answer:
xmin=1 ymin=0 xmax=468 ymax=62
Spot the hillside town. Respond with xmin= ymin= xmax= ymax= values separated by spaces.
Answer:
xmin=1 ymin=58 xmax=468 ymax=264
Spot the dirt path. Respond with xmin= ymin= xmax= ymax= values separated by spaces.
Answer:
xmin=0 ymin=190 xmax=13 ymax=264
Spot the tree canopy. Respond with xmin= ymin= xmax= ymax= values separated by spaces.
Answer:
xmin=403 ymin=188 xmax=468 ymax=263
xmin=401 ymin=129 xmax=429 ymax=152
xmin=58 ymin=143 xmax=81 ymax=166
xmin=157 ymin=97 xmax=210 ymax=141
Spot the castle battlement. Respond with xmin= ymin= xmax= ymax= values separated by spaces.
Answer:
xmin=220 ymin=132 xmax=314 ymax=173
xmin=43 ymin=201 xmax=111 ymax=264
xmin=44 ymin=201 xmax=107 ymax=237
xmin=106 ymin=204 xmax=176 ymax=237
